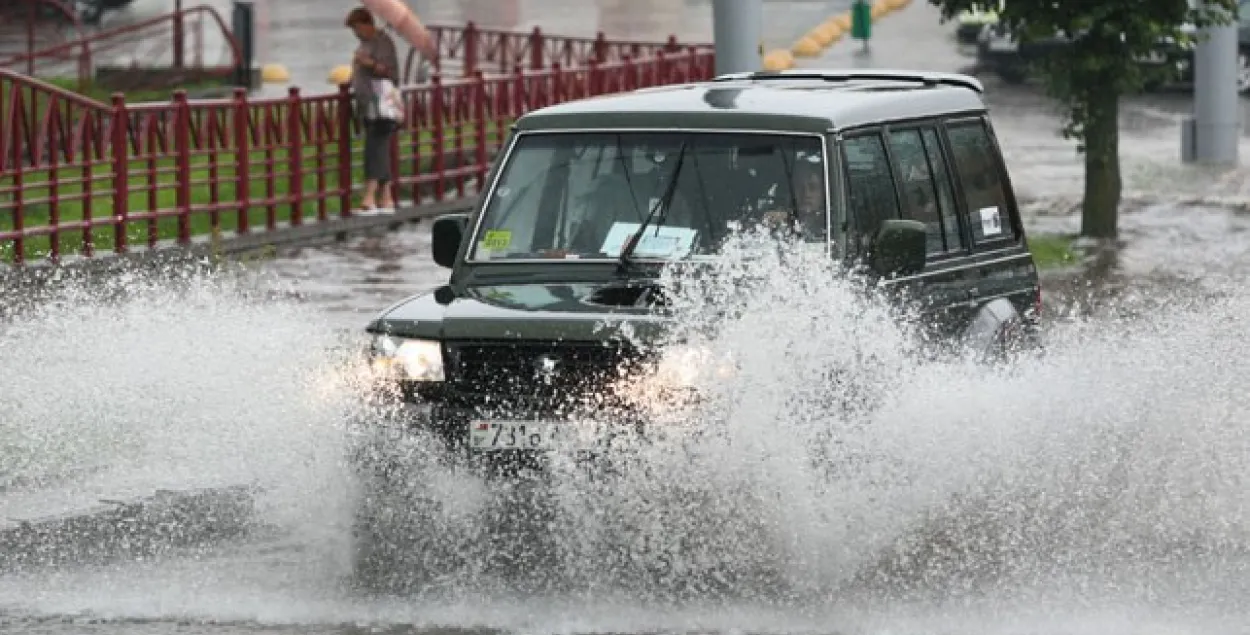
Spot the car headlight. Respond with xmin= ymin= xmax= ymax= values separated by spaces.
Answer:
xmin=369 ymin=335 xmax=445 ymax=382
xmin=652 ymin=344 xmax=736 ymax=389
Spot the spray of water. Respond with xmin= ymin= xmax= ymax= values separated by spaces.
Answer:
xmin=3 ymin=234 xmax=1250 ymax=630
xmin=344 ymin=231 xmax=1250 ymax=613
xmin=0 ymin=264 xmax=361 ymax=549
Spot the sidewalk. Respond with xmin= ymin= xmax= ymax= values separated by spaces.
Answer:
xmin=794 ymin=2 xmax=971 ymax=73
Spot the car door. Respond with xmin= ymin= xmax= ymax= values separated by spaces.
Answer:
xmin=940 ymin=115 xmax=1039 ymax=324
xmin=880 ymin=122 xmax=978 ymax=341
xmin=839 ymin=127 xmax=952 ymax=339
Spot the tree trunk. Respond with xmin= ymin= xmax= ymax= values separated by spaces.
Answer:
xmin=1081 ymin=87 xmax=1121 ymax=239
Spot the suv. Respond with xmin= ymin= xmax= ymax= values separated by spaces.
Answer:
xmin=350 ymin=69 xmax=1042 ymax=591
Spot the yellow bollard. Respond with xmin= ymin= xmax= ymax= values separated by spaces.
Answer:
xmin=811 ymin=21 xmax=843 ymax=47
xmin=833 ymin=12 xmax=852 ymax=30
xmin=327 ymin=64 xmax=352 ymax=85
xmin=260 ymin=63 xmax=290 ymax=83
xmin=791 ymin=35 xmax=823 ymax=57
xmin=761 ymin=49 xmax=795 ymax=71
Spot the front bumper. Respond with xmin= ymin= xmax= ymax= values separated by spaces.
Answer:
xmin=347 ymin=395 xmax=702 ymax=480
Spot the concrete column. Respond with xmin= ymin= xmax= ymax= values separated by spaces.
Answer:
xmin=712 ymin=0 xmax=763 ymax=76
xmin=1183 ymin=0 xmax=1240 ymax=165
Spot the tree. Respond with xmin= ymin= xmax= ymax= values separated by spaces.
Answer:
xmin=930 ymin=0 xmax=1237 ymax=239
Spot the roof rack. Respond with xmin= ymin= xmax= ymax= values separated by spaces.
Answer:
xmin=711 ymin=69 xmax=984 ymax=94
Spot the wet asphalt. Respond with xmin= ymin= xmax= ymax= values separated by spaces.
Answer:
xmin=6 ymin=1 xmax=1250 ymax=633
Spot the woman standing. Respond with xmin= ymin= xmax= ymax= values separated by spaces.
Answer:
xmin=345 ymin=7 xmax=401 ymax=214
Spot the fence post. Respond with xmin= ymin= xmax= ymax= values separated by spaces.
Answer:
xmin=588 ymin=59 xmax=600 ymax=97
xmin=593 ymin=32 xmax=607 ymax=65
xmin=338 ymin=83 xmax=353 ymax=216
xmin=474 ymin=70 xmax=487 ymax=191
xmin=550 ymin=62 xmax=562 ymax=106
xmin=464 ymin=21 xmax=478 ymax=78
xmin=173 ymin=90 xmax=192 ymax=245
xmin=430 ymin=74 xmax=446 ymax=201
xmin=529 ymin=27 xmax=544 ymax=71
xmin=110 ymin=94 xmax=129 ymax=255
xmin=173 ymin=0 xmax=185 ymax=69
xmin=287 ymin=86 xmax=304 ymax=226
xmin=232 ymin=87 xmax=250 ymax=234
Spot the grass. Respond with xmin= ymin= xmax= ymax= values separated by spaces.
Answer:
xmin=1028 ymin=233 xmax=1080 ymax=270
xmin=1 ymin=121 xmax=509 ymax=262
xmin=41 ymin=76 xmax=233 ymax=104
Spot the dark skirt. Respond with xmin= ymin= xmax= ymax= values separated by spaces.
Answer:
xmin=363 ymin=119 xmax=397 ymax=183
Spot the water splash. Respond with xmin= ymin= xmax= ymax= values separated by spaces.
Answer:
xmin=0 ymin=265 xmax=360 ymax=550
xmin=3 ymin=236 xmax=1250 ymax=632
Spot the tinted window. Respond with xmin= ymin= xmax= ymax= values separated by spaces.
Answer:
xmin=888 ymin=128 xmax=964 ymax=255
xmin=946 ymin=120 xmax=1016 ymax=243
xmin=469 ymin=132 xmax=828 ymax=261
xmin=842 ymin=132 xmax=900 ymax=248
xmin=921 ymin=127 xmax=966 ymax=252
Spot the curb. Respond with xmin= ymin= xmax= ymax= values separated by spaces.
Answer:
xmin=762 ymin=0 xmax=914 ymax=71
xmin=0 ymin=198 xmax=477 ymax=306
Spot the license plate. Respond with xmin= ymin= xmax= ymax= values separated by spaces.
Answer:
xmin=988 ymin=39 xmax=1017 ymax=52
xmin=468 ymin=421 xmax=601 ymax=452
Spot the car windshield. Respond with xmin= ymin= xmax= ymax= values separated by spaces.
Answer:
xmin=467 ymin=131 xmax=827 ymax=262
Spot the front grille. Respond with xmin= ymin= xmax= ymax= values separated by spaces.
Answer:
xmin=444 ymin=339 xmax=649 ymax=409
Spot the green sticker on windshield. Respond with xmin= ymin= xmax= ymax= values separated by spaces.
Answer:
xmin=481 ymin=230 xmax=511 ymax=251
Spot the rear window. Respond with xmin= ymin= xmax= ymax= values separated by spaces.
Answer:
xmin=945 ymin=120 xmax=1016 ymax=244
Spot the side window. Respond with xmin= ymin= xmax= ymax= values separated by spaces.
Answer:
xmin=887 ymin=128 xmax=949 ymax=255
xmin=945 ymin=120 xmax=1016 ymax=243
xmin=842 ymin=132 xmax=900 ymax=248
xmin=920 ymin=127 xmax=966 ymax=253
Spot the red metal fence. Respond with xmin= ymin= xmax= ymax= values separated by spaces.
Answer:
xmin=0 ymin=4 xmax=240 ymax=89
xmin=0 ymin=32 xmax=714 ymax=264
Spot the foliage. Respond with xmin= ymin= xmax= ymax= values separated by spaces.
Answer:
xmin=933 ymin=0 xmax=1237 ymax=144
xmin=930 ymin=0 xmax=1237 ymax=238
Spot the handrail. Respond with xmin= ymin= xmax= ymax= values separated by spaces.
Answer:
xmin=0 ymin=25 xmax=716 ymax=266
xmin=0 ymin=67 xmax=108 ymax=110
xmin=0 ymin=4 xmax=242 ymax=77
xmin=0 ymin=0 xmax=86 ymax=75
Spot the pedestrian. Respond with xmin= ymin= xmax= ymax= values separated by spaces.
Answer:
xmin=345 ymin=6 xmax=401 ymax=214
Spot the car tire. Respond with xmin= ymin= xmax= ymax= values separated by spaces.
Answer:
xmin=349 ymin=473 xmax=456 ymax=595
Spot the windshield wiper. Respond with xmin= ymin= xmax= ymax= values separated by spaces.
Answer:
xmin=618 ymin=141 xmax=688 ymax=271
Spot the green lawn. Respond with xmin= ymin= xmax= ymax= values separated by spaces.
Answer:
xmin=0 ymin=70 xmax=516 ymax=261
xmin=41 ymin=77 xmax=233 ymax=104
xmin=1 ymin=123 xmax=509 ymax=262
xmin=1028 ymin=233 xmax=1079 ymax=270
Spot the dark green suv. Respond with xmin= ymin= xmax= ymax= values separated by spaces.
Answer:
xmin=351 ymin=69 xmax=1041 ymax=590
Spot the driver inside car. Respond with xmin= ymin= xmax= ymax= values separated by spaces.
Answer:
xmin=761 ymin=157 xmax=827 ymax=241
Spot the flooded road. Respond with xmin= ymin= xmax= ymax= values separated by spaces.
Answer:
xmin=7 ymin=2 xmax=1250 ymax=635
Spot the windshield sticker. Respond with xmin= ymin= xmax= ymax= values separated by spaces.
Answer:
xmin=979 ymin=206 xmax=1002 ymax=237
xmin=600 ymin=222 xmax=698 ymax=258
xmin=481 ymin=229 xmax=512 ymax=251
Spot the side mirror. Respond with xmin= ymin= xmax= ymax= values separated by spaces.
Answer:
xmin=431 ymin=213 xmax=468 ymax=269
xmin=870 ymin=219 xmax=927 ymax=278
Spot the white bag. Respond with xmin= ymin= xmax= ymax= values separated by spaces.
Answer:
xmin=373 ymin=78 xmax=405 ymax=123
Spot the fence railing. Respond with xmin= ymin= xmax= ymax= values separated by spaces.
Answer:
xmin=3 ymin=4 xmax=242 ymax=88
xmin=5 ymin=4 xmax=706 ymax=90
xmin=0 ymin=45 xmax=715 ymax=264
